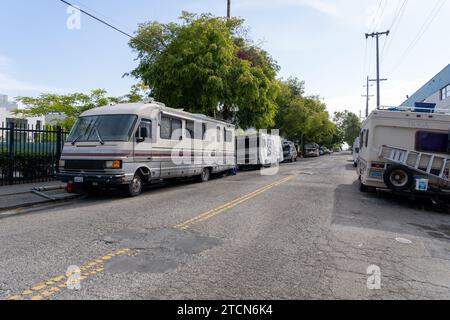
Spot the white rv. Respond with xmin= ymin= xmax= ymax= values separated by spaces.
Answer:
xmin=236 ymin=133 xmax=283 ymax=169
xmin=57 ymin=102 xmax=236 ymax=196
xmin=358 ymin=106 xmax=450 ymax=194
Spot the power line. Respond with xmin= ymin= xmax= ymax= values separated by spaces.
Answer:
xmin=369 ymin=0 xmax=384 ymax=32
xmin=381 ymin=0 xmax=408 ymax=60
xmin=58 ymin=0 xmax=150 ymax=48
xmin=366 ymin=30 xmax=390 ymax=107
xmin=390 ymin=0 xmax=447 ymax=74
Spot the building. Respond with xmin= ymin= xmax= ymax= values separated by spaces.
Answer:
xmin=402 ymin=64 xmax=450 ymax=110
xmin=0 ymin=94 xmax=45 ymax=128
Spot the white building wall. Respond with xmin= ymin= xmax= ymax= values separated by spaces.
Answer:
xmin=0 ymin=107 xmax=45 ymax=128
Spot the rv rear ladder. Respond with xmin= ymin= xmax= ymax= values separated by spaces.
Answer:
xmin=381 ymin=145 xmax=450 ymax=181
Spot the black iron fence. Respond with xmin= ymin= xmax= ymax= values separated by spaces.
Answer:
xmin=0 ymin=124 xmax=69 ymax=186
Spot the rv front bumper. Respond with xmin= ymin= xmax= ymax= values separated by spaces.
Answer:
xmin=56 ymin=172 xmax=127 ymax=186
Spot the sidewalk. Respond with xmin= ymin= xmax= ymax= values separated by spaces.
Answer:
xmin=0 ymin=181 xmax=78 ymax=212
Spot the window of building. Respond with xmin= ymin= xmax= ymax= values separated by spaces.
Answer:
xmin=441 ymin=84 xmax=450 ymax=101
xmin=416 ymin=131 xmax=448 ymax=153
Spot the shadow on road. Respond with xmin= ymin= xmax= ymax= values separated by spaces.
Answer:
xmin=332 ymin=180 xmax=450 ymax=241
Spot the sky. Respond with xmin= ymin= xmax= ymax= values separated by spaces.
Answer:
xmin=0 ymin=0 xmax=449 ymax=117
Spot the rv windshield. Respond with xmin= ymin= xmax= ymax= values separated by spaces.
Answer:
xmin=68 ymin=115 xmax=137 ymax=143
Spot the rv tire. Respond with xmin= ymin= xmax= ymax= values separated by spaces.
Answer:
xmin=384 ymin=165 xmax=414 ymax=192
xmin=126 ymin=174 xmax=143 ymax=197
xmin=199 ymin=168 xmax=211 ymax=183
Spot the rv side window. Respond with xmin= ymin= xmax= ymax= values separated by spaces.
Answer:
xmin=161 ymin=116 xmax=171 ymax=140
xmin=172 ymin=119 xmax=182 ymax=140
xmin=225 ymin=129 xmax=232 ymax=143
xmin=416 ymin=131 xmax=448 ymax=153
xmin=365 ymin=130 xmax=369 ymax=148
xmin=217 ymin=127 xmax=221 ymax=143
xmin=360 ymin=131 xmax=364 ymax=149
xmin=160 ymin=116 xmax=182 ymax=140
xmin=202 ymin=123 xmax=207 ymax=140
xmin=186 ymin=120 xmax=195 ymax=139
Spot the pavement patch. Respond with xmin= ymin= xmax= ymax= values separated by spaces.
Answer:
xmin=103 ymin=228 xmax=222 ymax=274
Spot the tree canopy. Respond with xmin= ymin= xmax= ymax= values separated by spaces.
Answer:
xmin=275 ymin=78 xmax=338 ymax=148
xmin=334 ymin=110 xmax=361 ymax=147
xmin=128 ymin=12 xmax=280 ymax=129
xmin=15 ymin=86 xmax=150 ymax=131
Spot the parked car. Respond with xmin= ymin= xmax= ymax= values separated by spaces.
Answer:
xmin=304 ymin=143 xmax=320 ymax=158
xmin=320 ymin=147 xmax=332 ymax=155
xmin=282 ymin=140 xmax=298 ymax=162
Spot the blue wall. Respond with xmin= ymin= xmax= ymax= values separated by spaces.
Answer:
xmin=402 ymin=64 xmax=450 ymax=107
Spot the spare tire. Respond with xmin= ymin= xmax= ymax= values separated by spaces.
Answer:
xmin=383 ymin=165 xmax=414 ymax=192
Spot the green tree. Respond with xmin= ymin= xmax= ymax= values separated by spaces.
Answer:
xmin=15 ymin=86 xmax=150 ymax=131
xmin=334 ymin=110 xmax=361 ymax=147
xmin=275 ymin=78 xmax=337 ymax=148
xmin=128 ymin=12 xmax=280 ymax=129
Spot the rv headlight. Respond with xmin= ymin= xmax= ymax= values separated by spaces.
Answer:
xmin=105 ymin=160 xmax=122 ymax=169
xmin=59 ymin=160 xmax=65 ymax=168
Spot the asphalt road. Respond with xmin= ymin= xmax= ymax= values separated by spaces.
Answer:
xmin=1 ymin=153 xmax=450 ymax=300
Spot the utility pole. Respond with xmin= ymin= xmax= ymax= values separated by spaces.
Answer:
xmin=227 ymin=0 xmax=231 ymax=19
xmin=365 ymin=30 xmax=389 ymax=107
xmin=362 ymin=76 xmax=374 ymax=118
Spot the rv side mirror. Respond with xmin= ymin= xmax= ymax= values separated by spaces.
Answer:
xmin=136 ymin=127 xmax=148 ymax=143
xmin=140 ymin=127 xmax=148 ymax=139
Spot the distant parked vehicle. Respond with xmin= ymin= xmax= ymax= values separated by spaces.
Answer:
xmin=237 ymin=133 xmax=283 ymax=169
xmin=282 ymin=140 xmax=298 ymax=162
xmin=320 ymin=147 xmax=332 ymax=155
xmin=352 ymin=137 xmax=360 ymax=167
xmin=304 ymin=143 xmax=320 ymax=158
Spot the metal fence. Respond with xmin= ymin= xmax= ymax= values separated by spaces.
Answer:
xmin=0 ymin=124 xmax=69 ymax=186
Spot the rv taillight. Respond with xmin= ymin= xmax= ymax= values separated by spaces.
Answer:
xmin=67 ymin=182 xmax=75 ymax=193
xmin=371 ymin=162 xmax=385 ymax=169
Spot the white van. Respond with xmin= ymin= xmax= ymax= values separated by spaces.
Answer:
xmin=358 ymin=106 xmax=450 ymax=193
xmin=237 ymin=133 xmax=283 ymax=169
xmin=57 ymin=102 xmax=236 ymax=196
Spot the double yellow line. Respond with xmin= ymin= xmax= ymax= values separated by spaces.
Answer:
xmin=175 ymin=175 xmax=295 ymax=230
xmin=8 ymin=175 xmax=294 ymax=300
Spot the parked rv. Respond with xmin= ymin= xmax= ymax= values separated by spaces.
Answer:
xmin=57 ymin=102 xmax=236 ymax=197
xmin=237 ymin=133 xmax=283 ymax=169
xmin=352 ymin=137 xmax=360 ymax=167
xmin=304 ymin=143 xmax=320 ymax=158
xmin=282 ymin=140 xmax=298 ymax=163
xmin=358 ymin=106 xmax=450 ymax=194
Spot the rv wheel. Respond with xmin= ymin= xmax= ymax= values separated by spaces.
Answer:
xmin=384 ymin=165 xmax=414 ymax=192
xmin=127 ymin=174 xmax=143 ymax=197
xmin=199 ymin=168 xmax=211 ymax=183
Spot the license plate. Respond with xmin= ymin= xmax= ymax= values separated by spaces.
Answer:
xmin=74 ymin=177 xmax=84 ymax=183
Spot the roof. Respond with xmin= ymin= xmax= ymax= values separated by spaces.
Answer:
xmin=81 ymin=102 xmax=235 ymax=127
xmin=402 ymin=64 xmax=450 ymax=107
